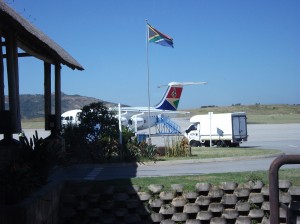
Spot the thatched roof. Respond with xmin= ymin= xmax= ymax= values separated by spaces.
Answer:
xmin=0 ymin=1 xmax=84 ymax=70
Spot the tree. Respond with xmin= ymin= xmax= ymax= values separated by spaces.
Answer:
xmin=62 ymin=102 xmax=120 ymax=163
xmin=79 ymin=102 xmax=119 ymax=143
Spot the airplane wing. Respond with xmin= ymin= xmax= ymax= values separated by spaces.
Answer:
xmin=115 ymin=106 xmax=189 ymax=114
xmin=111 ymin=106 xmax=190 ymax=121
xmin=157 ymin=81 xmax=207 ymax=88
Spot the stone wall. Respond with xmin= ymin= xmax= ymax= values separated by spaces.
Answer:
xmin=59 ymin=180 xmax=300 ymax=224
xmin=1 ymin=179 xmax=299 ymax=224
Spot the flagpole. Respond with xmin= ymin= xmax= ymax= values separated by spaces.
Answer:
xmin=145 ymin=19 xmax=151 ymax=144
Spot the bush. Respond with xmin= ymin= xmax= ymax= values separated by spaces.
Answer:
xmin=124 ymin=137 xmax=157 ymax=162
xmin=164 ymin=136 xmax=191 ymax=157
xmin=79 ymin=102 xmax=119 ymax=143
xmin=62 ymin=102 xmax=119 ymax=163
xmin=0 ymin=131 xmax=65 ymax=205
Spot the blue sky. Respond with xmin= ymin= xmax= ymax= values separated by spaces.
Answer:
xmin=5 ymin=0 xmax=300 ymax=109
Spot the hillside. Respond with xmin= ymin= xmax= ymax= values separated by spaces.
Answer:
xmin=5 ymin=93 xmax=123 ymax=119
xmin=4 ymin=94 xmax=300 ymax=123
xmin=187 ymin=104 xmax=300 ymax=124
xmin=187 ymin=104 xmax=300 ymax=116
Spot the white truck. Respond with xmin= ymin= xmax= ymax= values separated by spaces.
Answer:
xmin=185 ymin=112 xmax=248 ymax=147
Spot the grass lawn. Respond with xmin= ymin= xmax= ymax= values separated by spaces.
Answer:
xmin=130 ymin=168 xmax=300 ymax=191
xmin=158 ymin=147 xmax=281 ymax=161
xmin=21 ymin=119 xmax=44 ymax=129
xmin=187 ymin=104 xmax=300 ymax=124
xmin=85 ymin=168 xmax=300 ymax=192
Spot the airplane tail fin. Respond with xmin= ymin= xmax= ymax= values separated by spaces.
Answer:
xmin=155 ymin=82 xmax=207 ymax=111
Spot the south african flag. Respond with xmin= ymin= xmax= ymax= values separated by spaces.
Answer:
xmin=147 ymin=23 xmax=174 ymax=48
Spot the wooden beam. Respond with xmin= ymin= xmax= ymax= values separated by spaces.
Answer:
xmin=2 ymin=52 xmax=32 ymax=58
xmin=17 ymin=42 xmax=55 ymax=65
xmin=44 ymin=62 xmax=51 ymax=130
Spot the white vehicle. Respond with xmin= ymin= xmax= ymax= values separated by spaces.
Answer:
xmin=61 ymin=109 xmax=81 ymax=126
xmin=185 ymin=112 xmax=248 ymax=147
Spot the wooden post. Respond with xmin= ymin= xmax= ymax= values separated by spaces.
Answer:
xmin=12 ymin=34 xmax=21 ymax=132
xmin=0 ymin=36 xmax=5 ymax=111
xmin=54 ymin=63 xmax=61 ymax=133
xmin=44 ymin=62 xmax=51 ymax=130
xmin=5 ymin=32 xmax=21 ymax=133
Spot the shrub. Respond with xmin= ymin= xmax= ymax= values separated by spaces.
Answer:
xmin=62 ymin=102 xmax=122 ymax=163
xmin=19 ymin=131 xmax=65 ymax=177
xmin=164 ymin=136 xmax=191 ymax=157
xmin=124 ymin=137 xmax=157 ymax=162
xmin=79 ymin=102 xmax=119 ymax=143
xmin=0 ymin=131 xmax=65 ymax=205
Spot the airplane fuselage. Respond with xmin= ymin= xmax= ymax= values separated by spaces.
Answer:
xmin=114 ymin=108 xmax=166 ymax=131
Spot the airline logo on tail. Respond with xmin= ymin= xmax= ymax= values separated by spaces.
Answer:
xmin=155 ymin=85 xmax=183 ymax=111
xmin=155 ymin=81 xmax=207 ymax=111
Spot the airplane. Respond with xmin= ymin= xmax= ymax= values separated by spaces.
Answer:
xmin=113 ymin=81 xmax=207 ymax=131
xmin=61 ymin=109 xmax=82 ymax=126
xmin=61 ymin=81 xmax=207 ymax=132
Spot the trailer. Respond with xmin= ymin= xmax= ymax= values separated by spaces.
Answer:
xmin=185 ymin=112 xmax=248 ymax=147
